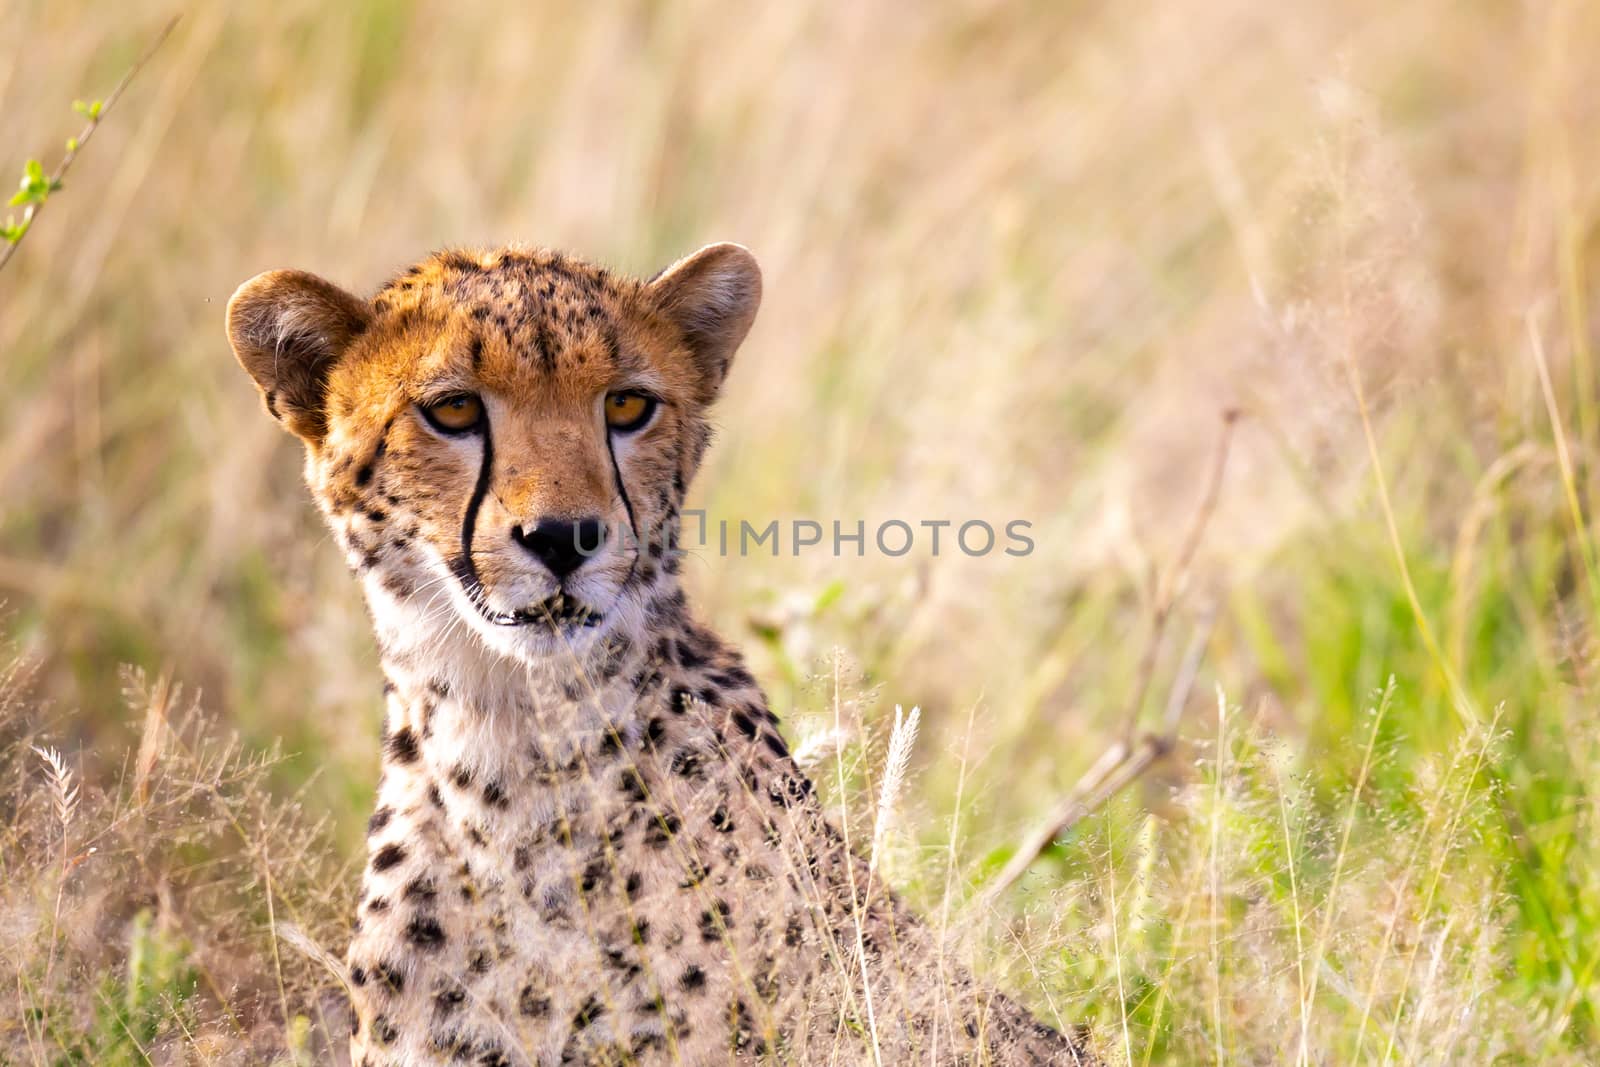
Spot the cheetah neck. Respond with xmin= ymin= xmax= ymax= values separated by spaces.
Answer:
xmin=363 ymin=571 xmax=685 ymax=793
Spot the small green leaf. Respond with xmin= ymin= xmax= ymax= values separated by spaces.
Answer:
xmin=812 ymin=579 xmax=847 ymax=613
xmin=10 ymin=161 xmax=51 ymax=207
xmin=66 ymin=137 xmax=79 ymax=152
xmin=1 ymin=216 xmax=29 ymax=243
xmin=72 ymin=98 xmax=104 ymax=120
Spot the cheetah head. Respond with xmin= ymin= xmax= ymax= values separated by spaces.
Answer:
xmin=225 ymin=244 xmax=760 ymax=662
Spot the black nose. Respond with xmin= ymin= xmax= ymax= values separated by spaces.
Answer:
xmin=512 ymin=517 xmax=606 ymax=578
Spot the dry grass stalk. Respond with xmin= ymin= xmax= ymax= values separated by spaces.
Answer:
xmin=979 ymin=410 xmax=1239 ymax=906
xmin=869 ymin=703 xmax=920 ymax=877
xmin=30 ymin=743 xmax=79 ymax=834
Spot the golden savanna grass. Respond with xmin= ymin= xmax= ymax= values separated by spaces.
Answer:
xmin=3 ymin=1 xmax=1600 ymax=1062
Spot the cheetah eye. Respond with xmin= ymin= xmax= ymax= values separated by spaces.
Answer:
xmin=604 ymin=391 xmax=657 ymax=433
xmin=420 ymin=393 xmax=485 ymax=434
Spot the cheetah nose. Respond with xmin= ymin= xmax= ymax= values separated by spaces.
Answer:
xmin=512 ymin=517 xmax=606 ymax=578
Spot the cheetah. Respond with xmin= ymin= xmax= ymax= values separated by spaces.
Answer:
xmin=225 ymin=243 xmax=1095 ymax=1066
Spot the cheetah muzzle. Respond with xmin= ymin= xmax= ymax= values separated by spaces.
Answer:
xmin=226 ymin=243 xmax=1097 ymax=1065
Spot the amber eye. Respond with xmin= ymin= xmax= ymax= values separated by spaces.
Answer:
xmin=420 ymin=394 xmax=484 ymax=434
xmin=605 ymin=391 xmax=656 ymax=432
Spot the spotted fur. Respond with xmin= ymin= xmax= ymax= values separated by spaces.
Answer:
xmin=226 ymin=244 xmax=1094 ymax=1065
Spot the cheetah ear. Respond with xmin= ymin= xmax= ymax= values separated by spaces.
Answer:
xmin=226 ymin=269 xmax=371 ymax=444
xmin=648 ymin=243 xmax=761 ymax=398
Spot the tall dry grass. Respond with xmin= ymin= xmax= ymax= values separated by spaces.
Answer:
xmin=3 ymin=0 xmax=1600 ymax=1062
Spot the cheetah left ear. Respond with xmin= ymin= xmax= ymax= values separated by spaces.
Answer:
xmin=648 ymin=243 xmax=761 ymax=399
xmin=226 ymin=269 xmax=371 ymax=445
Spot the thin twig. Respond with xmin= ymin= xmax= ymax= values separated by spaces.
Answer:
xmin=0 ymin=15 xmax=179 ymax=276
xmin=1122 ymin=407 xmax=1240 ymax=745
xmin=977 ymin=410 xmax=1238 ymax=906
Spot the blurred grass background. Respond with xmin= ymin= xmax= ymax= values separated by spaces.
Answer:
xmin=3 ymin=0 xmax=1600 ymax=1062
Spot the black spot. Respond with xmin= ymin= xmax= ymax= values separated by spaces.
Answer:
xmin=631 ymin=1030 xmax=666 ymax=1055
xmin=669 ymin=749 xmax=703 ymax=780
xmin=372 ymin=1013 xmax=398 ymax=1044
xmin=404 ymin=877 xmax=437 ymax=902
xmin=427 ymin=783 xmax=445 ymax=808
xmin=469 ymin=949 xmax=493 ymax=974
xmin=469 ymin=335 xmax=484 ymax=367
xmin=385 ymin=726 xmax=420 ymax=764
xmin=428 ymin=1031 xmax=467 ymax=1059
xmin=699 ymin=898 xmax=732 ymax=941
xmin=710 ymin=805 xmax=735 ymax=833
xmin=603 ymin=943 xmax=640 ymax=977
xmin=519 ymin=984 xmax=550 ymax=1017
xmin=618 ymin=768 xmax=648 ymax=804
xmin=375 ymin=962 xmax=406 ymax=992
xmin=573 ymin=995 xmax=605 ymax=1030
xmin=350 ymin=965 xmax=368 ymax=986
xmin=366 ymin=896 xmax=389 ymax=913
xmin=678 ymin=858 xmax=708 ymax=888
xmin=372 ymin=843 xmax=407 ymax=871
xmin=355 ymin=463 xmax=374 ymax=488
xmin=768 ymin=773 xmax=813 ymax=809
xmin=406 ymin=915 xmax=446 ymax=949
xmin=434 ymin=986 xmax=466 ymax=1017
xmin=482 ymin=780 xmax=508 ymax=808
xmin=367 ymin=806 xmax=393 ymax=835
xmin=624 ymin=871 xmax=643 ymax=899
xmin=762 ymin=731 xmax=789 ymax=758
xmin=712 ymin=666 xmax=756 ymax=689
xmin=729 ymin=999 xmax=762 ymax=1052
xmin=645 ymin=718 xmax=666 ymax=746
xmin=669 ymin=686 xmax=692 ymax=714
xmin=680 ymin=964 xmax=706 ymax=992
xmin=675 ymin=640 xmax=708 ymax=670
xmin=451 ymin=764 xmax=473 ymax=788
xmin=644 ymin=813 xmax=680 ymax=848
xmin=730 ymin=710 xmax=758 ymax=739
xmin=580 ymin=858 xmax=610 ymax=894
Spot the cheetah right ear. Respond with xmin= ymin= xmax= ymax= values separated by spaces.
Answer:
xmin=226 ymin=269 xmax=371 ymax=444
xmin=648 ymin=243 xmax=762 ymax=400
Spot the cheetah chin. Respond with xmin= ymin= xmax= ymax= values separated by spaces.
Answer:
xmin=466 ymin=584 xmax=603 ymax=632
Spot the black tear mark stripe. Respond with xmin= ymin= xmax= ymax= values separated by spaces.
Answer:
xmin=452 ymin=416 xmax=497 ymax=596
xmin=606 ymin=431 xmax=641 ymax=585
